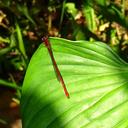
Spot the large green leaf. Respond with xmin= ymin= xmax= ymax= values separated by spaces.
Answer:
xmin=21 ymin=37 xmax=128 ymax=128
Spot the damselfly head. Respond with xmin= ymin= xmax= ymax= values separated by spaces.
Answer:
xmin=42 ymin=36 xmax=49 ymax=47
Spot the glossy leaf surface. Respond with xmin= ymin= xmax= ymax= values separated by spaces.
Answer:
xmin=21 ymin=37 xmax=128 ymax=128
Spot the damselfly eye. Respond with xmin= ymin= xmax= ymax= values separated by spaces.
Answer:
xmin=42 ymin=36 xmax=48 ymax=42
xmin=42 ymin=37 xmax=49 ymax=47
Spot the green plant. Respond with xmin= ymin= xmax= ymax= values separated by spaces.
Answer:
xmin=21 ymin=37 xmax=128 ymax=128
xmin=0 ymin=0 xmax=128 ymax=126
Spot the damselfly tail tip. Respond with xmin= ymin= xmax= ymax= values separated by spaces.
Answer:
xmin=65 ymin=92 xmax=70 ymax=99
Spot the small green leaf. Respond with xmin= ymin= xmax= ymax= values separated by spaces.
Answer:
xmin=0 ymin=36 xmax=9 ymax=43
xmin=15 ymin=22 xmax=28 ymax=68
xmin=83 ymin=3 xmax=97 ymax=32
xmin=17 ymin=4 xmax=36 ymax=25
xmin=15 ymin=22 xmax=27 ymax=59
xmin=21 ymin=37 xmax=128 ymax=128
xmin=59 ymin=0 xmax=67 ymax=28
xmin=0 ymin=79 xmax=20 ymax=90
xmin=65 ymin=2 xmax=78 ymax=18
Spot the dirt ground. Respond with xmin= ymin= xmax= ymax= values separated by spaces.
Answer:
xmin=0 ymin=87 xmax=22 ymax=128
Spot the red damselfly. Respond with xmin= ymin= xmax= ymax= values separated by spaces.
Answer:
xmin=42 ymin=37 xmax=70 ymax=98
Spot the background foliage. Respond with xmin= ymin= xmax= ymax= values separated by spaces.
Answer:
xmin=0 ymin=0 xmax=128 ymax=127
